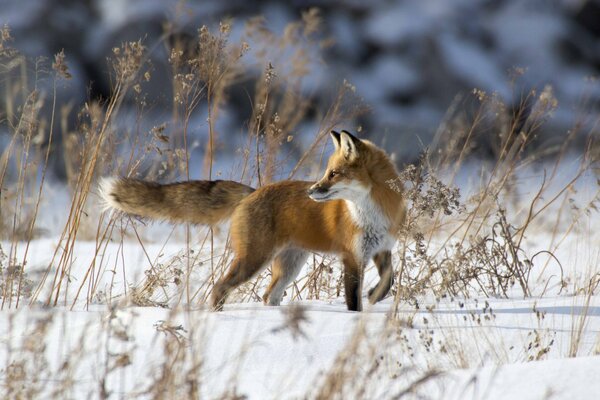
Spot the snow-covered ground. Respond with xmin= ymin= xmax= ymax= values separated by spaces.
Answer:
xmin=1 ymin=212 xmax=599 ymax=399
xmin=0 ymin=158 xmax=598 ymax=398
xmin=2 ymin=294 xmax=599 ymax=399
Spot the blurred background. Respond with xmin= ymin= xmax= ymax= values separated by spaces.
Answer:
xmin=1 ymin=0 xmax=599 ymax=180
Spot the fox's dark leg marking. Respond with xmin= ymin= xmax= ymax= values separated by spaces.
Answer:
xmin=342 ymin=255 xmax=363 ymax=312
xmin=368 ymin=250 xmax=393 ymax=304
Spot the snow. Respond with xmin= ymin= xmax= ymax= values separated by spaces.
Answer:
xmin=353 ymin=55 xmax=421 ymax=102
xmin=2 ymin=214 xmax=599 ymax=398
xmin=437 ymin=33 xmax=509 ymax=99
xmin=1 ymin=290 xmax=598 ymax=398
xmin=329 ymin=12 xmax=362 ymax=60
xmin=1 ymin=163 xmax=600 ymax=398
xmin=364 ymin=6 xmax=430 ymax=47
xmin=445 ymin=355 xmax=600 ymax=400
xmin=363 ymin=0 xmax=473 ymax=46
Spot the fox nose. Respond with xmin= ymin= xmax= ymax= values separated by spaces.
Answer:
xmin=307 ymin=184 xmax=322 ymax=196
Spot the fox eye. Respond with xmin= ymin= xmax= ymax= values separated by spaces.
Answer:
xmin=328 ymin=170 xmax=338 ymax=180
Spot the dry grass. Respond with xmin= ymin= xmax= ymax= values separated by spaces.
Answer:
xmin=0 ymin=10 xmax=599 ymax=399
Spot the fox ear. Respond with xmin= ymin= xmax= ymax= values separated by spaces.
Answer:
xmin=340 ymin=130 xmax=361 ymax=160
xmin=330 ymin=130 xmax=341 ymax=151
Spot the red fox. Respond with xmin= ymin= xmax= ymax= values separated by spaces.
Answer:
xmin=100 ymin=130 xmax=405 ymax=311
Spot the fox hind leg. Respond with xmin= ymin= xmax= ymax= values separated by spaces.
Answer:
xmin=263 ymin=248 xmax=308 ymax=306
xmin=368 ymin=250 xmax=393 ymax=304
xmin=212 ymin=253 xmax=270 ymax=311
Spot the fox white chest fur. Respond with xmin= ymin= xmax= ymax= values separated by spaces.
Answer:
xmin=345 ymin=196 xmax=393 ymax=264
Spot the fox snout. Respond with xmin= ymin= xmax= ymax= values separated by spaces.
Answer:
xmin=307 ymin=183 xmax=323 ymax=196
xmin=308 ymin=182 xmax=334 ymax=202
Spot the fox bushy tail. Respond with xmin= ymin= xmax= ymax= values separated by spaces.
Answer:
xmin=100 ymin=178 xmax=255 ymax=226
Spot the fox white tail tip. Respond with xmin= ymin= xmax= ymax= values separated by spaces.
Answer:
xmin=99 ymin=177 xmax=120 ymax=212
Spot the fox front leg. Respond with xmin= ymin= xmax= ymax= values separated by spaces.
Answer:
xmin=368 ymin=250 xmax=393 ymax=304
xmin=342 ymin=255 xmax=364 ymax=312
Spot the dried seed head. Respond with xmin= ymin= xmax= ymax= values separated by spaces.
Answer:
xmin=112 ymin=40 xmax=146 ymax=83
xmin=1 ymin=24 xmax=10 ymax=42
xmin=241 ymin=41 xmax=250 ymax=54
xmin=302 ymin=8 xmax=321 ymax=37
xmin=52 ymin=49 xmax=72 ymax=79
xmin=199 ymin=25 xmax=209 ymax=40
xmin=0 ymin=24 xmax=18 ymax=58
xmin=538 ymin=84 xmax=557 ymax=109
xmin=168 ymin=48 xmax=183 ymax=65
xmin=220 ymin=21 xmax=231 ymax=35
xmin=342 ymin=79 xmax=356 ymax=93
xmin=265 ymin=62 xmax=276 ymax=84
xmin=472 ymin=88 xmax=487 ymax=102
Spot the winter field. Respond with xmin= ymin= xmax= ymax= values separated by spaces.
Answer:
xmin=2 ymin=160 xmax=599 ymax=399
xmin=1 ymin=13 xmax=600 ymax=400
xmin=2 ymin=175 xmax=600 ymax=399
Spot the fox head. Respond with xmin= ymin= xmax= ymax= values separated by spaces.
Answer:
xmin=308 ymin=130 xmax=372 ymax=202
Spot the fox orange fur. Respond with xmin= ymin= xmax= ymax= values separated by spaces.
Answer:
xmin=101 ymin=130 xmax=405 ymax=311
